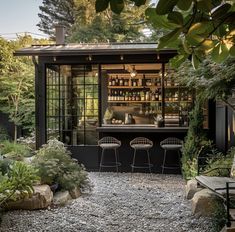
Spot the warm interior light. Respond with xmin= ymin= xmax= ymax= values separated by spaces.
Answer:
xmin=130 ymin=65 xmax=137 ymax=78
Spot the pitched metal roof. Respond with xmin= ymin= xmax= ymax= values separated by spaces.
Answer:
xmin=14 ymin=43 xmax=177 ymax=56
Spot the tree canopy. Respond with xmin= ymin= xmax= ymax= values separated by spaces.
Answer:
xmin=37 ymin=0 xmax=149 ymax=42
xmin=95 ymin=0 xmax=235 ymax=67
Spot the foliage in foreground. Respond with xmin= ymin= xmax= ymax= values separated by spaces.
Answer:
xmin=95 ymin=0 xmax=235 ymax=67
xmin=202 ymin=147 xmax=235 ymax=177
xmin=32 ymin=139 xmax=89 ymax=190
xmin=0 ymin=140 xmax=32 ymax=161
xmin=0 ymin=161 xmax=39 ymax=207
xmin=181 ymin=98 xmax=210 ymax=179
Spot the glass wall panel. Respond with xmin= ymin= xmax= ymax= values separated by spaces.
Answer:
xmin=46 ymin=64 xmax=99 ymax=146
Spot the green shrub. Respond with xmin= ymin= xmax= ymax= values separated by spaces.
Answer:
xmin=181 ymin=98 xmax=214 ymax=180
xmin=0 ymin=157 xmax=13 ymax=175
xmin=32 ymin=139 xmax=89 ymax=191
xmin=0 ymin=161 xmax=39 ymax=206
xmin=211 ymin=200 xmax=227 ymax=232
xmin=203 ymin=147 xmax=235 ymax=177
xmin=0 ymin=126 xmax=9 ymax=142
xmin=0 ymin=140 xmax=32 ymax=160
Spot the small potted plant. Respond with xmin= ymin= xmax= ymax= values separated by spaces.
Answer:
xmin=103 ymin=107 xmax=113 ymax=124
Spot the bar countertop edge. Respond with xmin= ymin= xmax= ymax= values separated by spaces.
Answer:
xmin=96 ymin=126 xmax=188 ymax=133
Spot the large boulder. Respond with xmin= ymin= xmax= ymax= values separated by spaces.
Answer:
xmin=191 ymin=188 xmax=222 ymax=216
xmin=69 ymin=186 xmax=81 ymax=199
xmin=53 ymin=191 xmax=72 ymax=206
xmin=185 ymin=179 xmax=203 ymax=200
xmin=4 ymin=185 xmax=53 ymax=210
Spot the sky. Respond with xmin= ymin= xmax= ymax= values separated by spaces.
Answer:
xmin=0 ymin=0 xmax=47 ymax=40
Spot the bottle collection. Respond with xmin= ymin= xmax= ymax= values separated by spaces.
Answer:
xmin=108 ymin=75 xmax=161 ymax=87
xmin=108 ymin=75 xmax=193 ymax=103
xmin=105 ymin=72 xmax=193 ymax=127
xmin=108 ymin=89 xmax=162 ymax=102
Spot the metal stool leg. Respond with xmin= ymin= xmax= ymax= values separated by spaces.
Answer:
xmin=99 ymin=148 xmax=105 ymax=173
xmin=147 ymin=149 xmax=152 ymax=174
xmin=162 ymin=149 xmax=167 ymax=174
xmin=132 ymin=149 xmax=137 ymax=173
xmin=114 ymin=148 xmax=119 ymax=174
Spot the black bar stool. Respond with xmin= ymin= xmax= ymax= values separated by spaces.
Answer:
xmin=160 ymin=137 xmax=183 ymax=174
xmin=98 ymin=136 xmax=121 ymax=173
xmin=130 ymin=137 xmax=153 ymax=174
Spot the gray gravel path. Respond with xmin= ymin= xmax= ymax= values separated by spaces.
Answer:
xmin=0 ymin=172 xmax=213 ymax=232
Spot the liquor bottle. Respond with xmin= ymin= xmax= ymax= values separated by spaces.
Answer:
xmin=108 ymin=77 xmax=112 ymax=86
xmin=124 ymin=92 xmax=127 ymax=101
xmin=138 ymin=78 xmax=142 ymax=86
xmin=159 ymin=90 xmax=162 ymax=101
xmin=119 ymin=78 xmax=124 ymax=86
xmin=141 ymin=91 xmax=145 ymax=101
xmin=132 ymin=92 xmax=136 ymax=101
xmin=114 ymin=91 xmax=117 ymax=101
xmin=115 ymin=75 xmax=119 ymax=86
xmin=146 ymin=91 xmax=150 ymax=101
xmin=112 ymin=77 xmax=115 ymax=86
xmin=151 ymin=91 xmax=155 ymax=101
xmin=120 ymin=91 xmax=123 ymax=101
xmin=133 ymin=79 xmax=137 ymax=87
xmin=136 ymin=92 xmax=140 ymax=101
xmin=117 ymin=91 xmax=120 ymax=101
xmin=155 ymin=90 xmax=159 ymax=101
xmin=110 ymin=90 xmax=113 ymax=101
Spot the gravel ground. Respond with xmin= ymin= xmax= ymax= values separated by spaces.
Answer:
xmin=0 ymin=172 xmax=213 ymax=232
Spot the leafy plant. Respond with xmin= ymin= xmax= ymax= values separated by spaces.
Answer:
xmin=0 ymin=126 xmax=9 ymax=142
xmin=0 ymin=140 xmax=32 ymax=161
xmin=202 ymin=148 xmax=234 ymax=177
xmin=211 ymin=200 xmax=227 ymax=232
xmin=32 ymin=139 xmax=89 ymax=191
xmin=0 ymin=161 xmax=39 ymax=206
xmin=0 ymin=157 xmax=12 ymax=175
xmin=181 ymin=98 xmax=208 ymax=179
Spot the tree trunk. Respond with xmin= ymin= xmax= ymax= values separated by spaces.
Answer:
xmin=14 ymin=124 xmax=17 ymax=142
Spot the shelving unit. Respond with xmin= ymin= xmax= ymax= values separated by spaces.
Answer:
xmin=103 ymin=65 xmax=195 ymax=127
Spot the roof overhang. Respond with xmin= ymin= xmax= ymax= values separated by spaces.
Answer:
xmin=14 ymin=43 xmax=177 ymax=57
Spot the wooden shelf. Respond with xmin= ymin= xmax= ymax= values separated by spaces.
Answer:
xmin=165 ymin=100 xmax=193 ymax=103
xmin=107 ymin=86 xmax=161 ymax=89
xmin=108 ymin=100 xmax=162 ymax=103
xmin=164 ymin=86 xmax=187 ymax=88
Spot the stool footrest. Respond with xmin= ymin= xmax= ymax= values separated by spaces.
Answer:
xmin=100 ymin=162 xmax=121 ymax=168
xmin=161 ymin=165 xmax=180 ymax=170
xmin=131 ymin=163 xmax=153 ymax=169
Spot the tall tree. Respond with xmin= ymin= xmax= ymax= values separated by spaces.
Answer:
xmin=37 ymin=0 xmax=77 ymax=36
xmin=68 ymin=4 xmax=147 ymax=42
xmin=0 ymin=36 xmax=49 ymax=140
xmin=37 ymin=0 xmax=148 ymax=42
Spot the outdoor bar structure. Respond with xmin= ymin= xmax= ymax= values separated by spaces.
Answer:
xmin=15 ymin=43 xmax=215 ymax=172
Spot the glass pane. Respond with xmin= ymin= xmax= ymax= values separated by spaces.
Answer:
xmin=46 ymin=64 xmax=99 ymax=146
